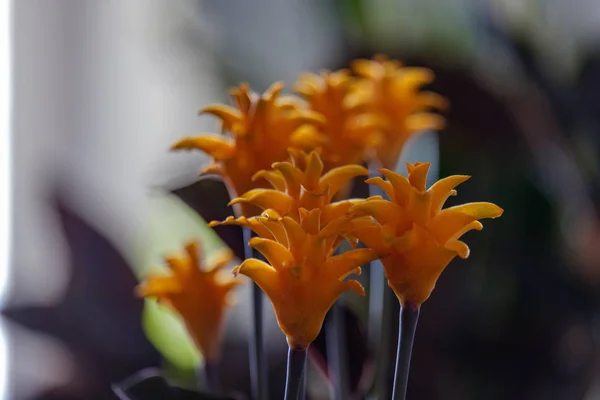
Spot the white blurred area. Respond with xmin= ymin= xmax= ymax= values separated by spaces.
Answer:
xmin=4 ymin=1 xmax=355 ymax=399
xmin=7 ymin=1 xmax=225 ymax=398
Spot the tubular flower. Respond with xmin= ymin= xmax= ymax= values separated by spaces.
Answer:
xmin=136 ymin=242 xmax=239 ymax=362
xmin=171 ymin=82 xmax=324 ymax=216
xmin=351 ymin=55 xmax=449 ymax=169
xmin=348 ymin=162 xmax=503 ymax=305
xmin=293 ymin=70 xmax=382 ymax=169
xmin=228 ymin=149 xmax=369 ymax=226
xmin=211 ymin=208 xmax=379 ymax=349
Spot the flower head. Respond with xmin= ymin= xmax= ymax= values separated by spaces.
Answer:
xmin=136 ymin=241 xmax=239 ymax=361
xmin=349 ymin=163 xmax=503 ymax=305
xmin=172 ymin=83 xmax=324 ymax=216
xmin=212 ymin=209 xmax=378 ymax=349
xmin=351 ymin=55 xmax=448 ymax=169
xmin=228 ymin=149 xmax=369 ymax=225
xmin=293 ymin=70 xmax=382 ymax=169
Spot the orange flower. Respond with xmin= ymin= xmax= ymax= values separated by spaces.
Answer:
xmin=212 ymin=208 xmax=378 ymax=349
xmin=348 ymin=163 xmax=503 ymax=305
xmin=293 ymin=70 xmax=382 ymax=169
xmin=228 ymin=150 xmax=369 ymax=225
xmin=171 ymin=82 xmax=324 ymax=216
xmin=351 ymin=55 xmax=448 ymax=169
xmin=136 ymin=242 xmax=239 ymax=362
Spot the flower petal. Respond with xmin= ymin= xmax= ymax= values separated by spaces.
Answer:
xmin=380 ymin=169 xmax=411 ymax=206
xmin=258 ymin=217 xmax=289 ymax=248
xmin=327 ymin=248 xmax=379 ymax=278
xmin=136 ymin=276 xmax=182 ymax=298
xmin=319 ymin=165 xmax=369 ymax=200
xmin=299 ymin=208 xmax=321 ymax=235
xmin=444 ymin=240 xmax=470 ymax=259
xmin=320 ymin=199 xmax=363 ymax=226
xmin=165 ymin=256 xmax=191 ymax=278
xmin=272 ymin=161 xmax=304 ymax=198
xmin=365 ymin=177 xmax=395 ymax=201
xmin=428 ymin=202 xmax=503 ymax=243
xmin=407 ymin=162 xmax=430 ymax=192
xmin=233 ymin=259 xmax=279 ymax=300
xmin=405 ymin=113 xmax=445 ymax=133
xmin=407 ymin=188 xmax=432 ymax=225
xmin=252 ymin=169 xmax=287 ymax=191
xmin=428 ymin=175 xmax=471 ymax=214
xmin=303 ymin=152 xmax=324 ymax=190
xmin=171 ymin=136 xmax=235 ymax=160
xmin=281 ymin=216 xmax=306 ymax=250
xmin=229 ymin=189 xmax=294 ymax=214
xmin=209 ymin=216 xmax=273 ymax=240
xmin=349 ymin=199 xmax=405 ymax=226
xmin=249 ymin=237 xmax=295 ymax=270
xmin=184 ymin=242 xmax=201 ymax=271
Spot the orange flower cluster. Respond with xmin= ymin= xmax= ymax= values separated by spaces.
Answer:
xmin=138 ymin=55 xmax=501 ymax=357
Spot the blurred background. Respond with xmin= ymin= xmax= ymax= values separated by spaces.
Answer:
xmin=4 ymin=0 xmax=600 ymax=399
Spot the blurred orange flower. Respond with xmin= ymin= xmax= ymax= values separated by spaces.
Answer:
xmin=136 ymin=242 xmax=239 ymax=362
xmin=172 ymin=82 xmax=324 ymax=216
xmin=349 ymin=163 xmax=503 ymax=305
xmin=351 ymin=55 xmax=448 ymax=169
xmin=293 ymin=70 xmax=382 ymax=169
xmin=212 ymin=209 xmax=378 ymax=349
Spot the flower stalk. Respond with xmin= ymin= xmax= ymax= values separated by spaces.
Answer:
xmin=284 ymin=347 xmax=308 ymax=400
xmin=243 ymin=226 xmax=268 ymax=400
xmin=326 ymin=302 xmax=348 ymax=400
xmin=391 ymin=302 xmax=420 ymax=400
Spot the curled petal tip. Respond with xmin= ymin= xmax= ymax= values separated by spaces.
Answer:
xmin=347 ymin=280 xmax=366 ymax=296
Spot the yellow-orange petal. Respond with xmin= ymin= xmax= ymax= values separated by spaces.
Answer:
xmin=407 ymin=162 xmax=430 ymax=192
xmin=171 ymin=136 xmax=235 ymax=160
xmin=252 ymin=170 xmax=287 ymax=192
xmin=199 ymin=104 xmax=242 ymax=125
xmin=428 ymin=175 xmax=471 ymax=214
xmin=272 ymin=161 xmax=304 ymax=197
xmin=184 ymin=242 xmax=200 ymax=270
xmin=320 ymin=200 xmax=363 ymax=226
xmin=136 ymin=276 xmax=182 ymax=297
xmin=351 ymin=59 xmax=382 ymax=79
xmin=258 ymin=217 xmax=289 ymax=248
xmin=418 ymin=91 xmax=450 ymax=110
xmin=407 ymin=188 xmax=433 ymax=226
xmin=349 ymin=199 xmax=405 ymax=226
xmin=229 ymin=83 xmax=252 ymax=114
xmin=280 ymin=216 xmax=307 ymax=249
xmin=201 ymin=163 xmax=225 ymax=176
xmin=233 ymin=259 xmax=279 ymax=299
xmin=405 ymin=112 xmax=446 ymax=133
xmin=209 ymin=216 xmax=273 ymax=240
xmin=327 ymin=248 xmax=379 ymax=278
xmin=303 ymin=151 xmax=325 ymax=191
xmin=299 ymin=208 xmax=321 ymax=235
xmin=165 ymin=256 xmax=190 ymax=278
xmin=319 ymin=165 xmax=369 ymax=200
xmin=249 ymin=237 xmax=295 ymax=270
xmin=345 ymin=279 xmax=366 ymax=296
xmin=449 ymin=221 xmax=483 ymax=242
xmin=365 ymin=177 xmax=395 ymax=201
xmin=444 ymin=240 xmax=470 ymax=259
xmin=428 ymin=202 xmax=504 ymax=243
xmin=229 ymin=189 xmax=294 ymax=214
xmin=380 ymin=169 xmax=411 ymax=206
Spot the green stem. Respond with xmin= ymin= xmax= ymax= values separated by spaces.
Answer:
xmin=284 ymin=347 xmax=307 ymax=400
xmin=392 ymin=302 xmax=420 ymax=400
